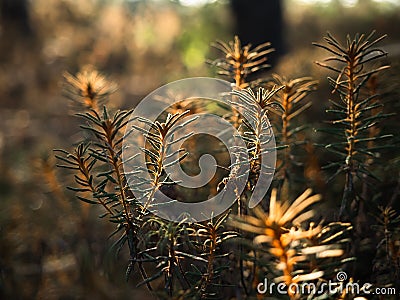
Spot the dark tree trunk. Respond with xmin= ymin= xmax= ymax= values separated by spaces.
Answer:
xmin=0 ymin=0 xmax=32 ymax=36
xmin=230 ymin=0 xmax=285 ymax=67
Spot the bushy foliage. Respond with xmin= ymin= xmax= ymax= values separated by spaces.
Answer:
xmin=54 ymin=32 xmax=400 ymax=299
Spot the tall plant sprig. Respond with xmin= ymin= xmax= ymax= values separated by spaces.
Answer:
xmin=207 ymin=37 xmax=282 ymax=291
xmin=227 ymin=86 xmax=283 ymax=295
xmin=269 ymin=75 xmax=318 ymax=194
xmin=56 ymin=68 xmax=158 ymax=290
xmin=54 ymin=107 xmax=156 ymax=287
xmin=313 ymin=31 xmax=392 ymax=219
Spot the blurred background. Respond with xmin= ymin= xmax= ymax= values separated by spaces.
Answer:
xmin=1 ymin=0 xmax=400 ymax=298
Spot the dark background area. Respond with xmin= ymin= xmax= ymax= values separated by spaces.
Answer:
xmin=1 ymin=0 xmax=400 ymax=298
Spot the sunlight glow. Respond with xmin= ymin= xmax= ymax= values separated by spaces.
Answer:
xmin=341 ymin=0 xmax=358 ymax=7
xmin=179 ymin=0 xmax=216 ymax=7
xmin=297 ymin=0 xmax=332 ymax=4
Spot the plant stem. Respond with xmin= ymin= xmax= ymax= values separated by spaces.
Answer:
xmin=104 ymin=121 xmax=133 ymax=227
xmin=142 ymin=135 xmax=166 ymax=212
xmin=340 ymin=53 xmax=357 ymax=219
